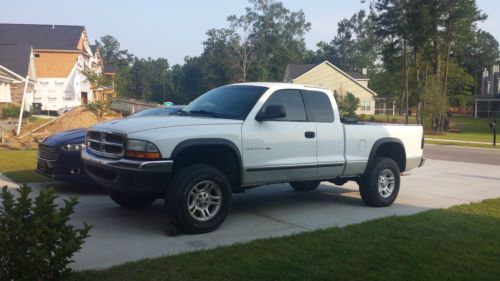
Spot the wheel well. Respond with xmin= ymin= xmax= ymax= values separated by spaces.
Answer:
xmin=374 ymin=142 xmax=406 ymax=172
xmin=172 ymin=145 xmax=241 ymax=187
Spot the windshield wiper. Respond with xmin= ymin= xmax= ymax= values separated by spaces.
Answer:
xmin=187 ymin=110 xmax=221 ymax=118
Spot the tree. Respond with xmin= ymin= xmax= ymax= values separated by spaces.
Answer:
xmin=96 ymin=35 xmax=133 ymax=67
xmin=229 ymin=0 xmax=311 ymax=81
xmin=309 ymin=10 xmax=379 ymax=72
xmin=334 ymin=90 xmax=360 ymax=117
xmin=370 ymin=0 xmax=490 ymax=130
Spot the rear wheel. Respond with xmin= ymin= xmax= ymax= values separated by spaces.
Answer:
xmin=358 ymin=157 xmax=400 ymax=207
xmin=290 ymin=180 xmax=320 ymax=192
xmin=166 ymin=164 xmax=232 ymax=234
xmin=108 ymin=190 xmax=156 ymax=209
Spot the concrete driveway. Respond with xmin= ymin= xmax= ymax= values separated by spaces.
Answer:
xmin=19 ymin=156 xmax=500 ymax=270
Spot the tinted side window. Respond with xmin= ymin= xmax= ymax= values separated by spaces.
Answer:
xmin=303 ymin=90 xmax=334 ymax=122
xmin=261 ymin=89 xmax=307 ymax=121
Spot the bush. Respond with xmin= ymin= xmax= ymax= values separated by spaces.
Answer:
xmin=87 ymin=101 xmax=110 ymax=122
xmin=0 ymin=185 xmax=91 ymax=281
xmin=1 ymin=104 xmax=20 ymax=118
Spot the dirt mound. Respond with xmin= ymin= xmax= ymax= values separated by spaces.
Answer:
xmin=11 ymin=106 xmax=122 ymax=148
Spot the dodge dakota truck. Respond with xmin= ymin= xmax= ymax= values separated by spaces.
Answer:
xmin=82 ymin=82 xmax=425 ymax=234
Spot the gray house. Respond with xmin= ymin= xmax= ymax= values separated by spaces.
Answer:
xmin=475 ymin=65 xmax=500 ymax=118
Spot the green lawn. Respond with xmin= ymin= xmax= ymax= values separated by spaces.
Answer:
xmin=0 ymin=150 xmax=48 ymax=183
xmin=363 ymin=114 xmax=497 ymax=145
xmin=71 ymin=198 xmax=500 ymax=281
xmin=426 ymin=139 xmax=500 ymax=149
xmin=426 ymin=115 xmax=496 ymax=143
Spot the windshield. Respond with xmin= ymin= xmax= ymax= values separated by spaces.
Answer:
xmin=182 ymin=85 xmax=268 ymax=120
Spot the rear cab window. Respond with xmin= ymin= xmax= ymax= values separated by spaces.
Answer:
xmin=302 ymin=90 xmax=334 ymax=123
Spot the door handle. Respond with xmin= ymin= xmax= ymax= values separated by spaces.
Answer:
xmin=305 ymin=131 xmax=315 ymax=139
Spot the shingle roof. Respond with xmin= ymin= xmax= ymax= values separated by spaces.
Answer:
xmin=345 ymin=71 xmax=369 ymax=80
xmin=283 ymin=63 xmax=369 ymax=82
xmin=0 ymin=44 xmax=32 ymax=77
xmin=283 ymin=63 xmax=320 ymax=82
xmin=0 ymin=23 xmax=84 ymax=51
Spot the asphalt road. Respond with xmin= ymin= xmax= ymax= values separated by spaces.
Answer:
xmin=424 ymin=144 xmax=500 ymax=165
xmin=17 ymin=155 xmax=500 ymax=270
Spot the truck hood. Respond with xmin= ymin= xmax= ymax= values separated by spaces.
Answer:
xmin=90 ymin=116 xmax=243 ymax=134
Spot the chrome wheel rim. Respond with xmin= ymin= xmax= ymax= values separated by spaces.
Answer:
xmin=377 ymin=169 xmax=396 ymax=198
xmin=187 ymin=180 xmax=222 ymax=221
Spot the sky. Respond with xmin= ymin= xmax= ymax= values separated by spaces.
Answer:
xmin=2 ymin=0 xmax=499 ymax=65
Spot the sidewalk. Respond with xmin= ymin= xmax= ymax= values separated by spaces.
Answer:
xmin=0 ymin=173 xmax=19 ymax=188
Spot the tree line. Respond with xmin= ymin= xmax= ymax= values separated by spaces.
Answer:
xmin=95 ymin=0 xmax=499 ymax=129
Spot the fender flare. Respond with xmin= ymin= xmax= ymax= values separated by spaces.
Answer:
xmin=364 ymin=137 xmax=406 ymax=174
xmin=170 ymin=138 xmax=244 ymax=184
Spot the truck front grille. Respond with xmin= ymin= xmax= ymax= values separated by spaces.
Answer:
xmin=38 ymin=143 xmax=59 ymax=161
xmin=86 ymin=130 xmax=125 ymax=159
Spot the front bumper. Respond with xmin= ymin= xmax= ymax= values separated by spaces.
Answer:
xmin=81 ymin=149 xmax=173 ymax=193
xmin=36 ymin=155 xmax=92 ymax=184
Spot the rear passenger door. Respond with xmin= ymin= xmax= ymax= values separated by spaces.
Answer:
xmin=302 ymin=90 xmax=345 ymax=178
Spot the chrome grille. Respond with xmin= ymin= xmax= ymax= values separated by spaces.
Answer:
xmin=38 ymin=143 xmax=59 ymax=161
xmin=86 ymin=130 xmax=125 ymax=159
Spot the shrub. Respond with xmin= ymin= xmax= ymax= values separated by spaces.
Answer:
xmin=87 ymin=101 xmax=110 ymax=122
xmin=1 ymin=104 xmax=20 ymax=118
xmin=0 ymin=185 xmax=91 ymax=281
xmin=369 ymin=116 xmax=376 ymax=122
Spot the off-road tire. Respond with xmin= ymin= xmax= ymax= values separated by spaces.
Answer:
xmin=358 ymin=157 xmax=400 ymax=207
xmin=166 ymin=164 xmax=232 ymax=234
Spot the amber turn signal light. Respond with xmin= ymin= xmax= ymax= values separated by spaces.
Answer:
xmin=125 ymin=150 xmax=161 ymax=160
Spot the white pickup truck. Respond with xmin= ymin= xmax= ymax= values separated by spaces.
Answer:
xmin=82 ymin=82 xmax=425 ymax=233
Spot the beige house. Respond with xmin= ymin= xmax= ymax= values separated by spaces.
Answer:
xmin=283 ymin=61 xmax=377 ymax=115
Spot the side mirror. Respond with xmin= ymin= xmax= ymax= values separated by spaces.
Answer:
xmin=341 ymin=116 xmax=359 ymax=123
xmin=256 ymin=105 xmax=286 ymax=121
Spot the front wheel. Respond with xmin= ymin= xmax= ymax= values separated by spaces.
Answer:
xmin=290 ymin=181 xmax=320 ymax=192
xmin=166 ymin=164 xmax=232 ymax=234
xmin=358 ymin=157 xmax=400 ymax=207
xmin=108 ymin=190 xmax=156 ymax=209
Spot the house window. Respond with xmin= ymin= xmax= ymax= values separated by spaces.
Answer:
xmin=361 ymin=100 xmax=371 ymax=111
xmin=0 ymin=81 xmax=12 ymax=102
xmin=55 ymin=81 xmax=64 ymax=86
xmin=39 ymin=81 xmax=49 ymax=86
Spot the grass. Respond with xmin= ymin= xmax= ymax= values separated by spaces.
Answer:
xmin=359 ymin=114 xmax=418 ymax=124
xmin=362 ymin=114 xmax=497 ymax=145
xmin=426 ymin=139 xmax=499 ymax=149
xmin=71 ymin=198 xmax=500 ymax=281
xmin=0 ymin=150 xmax=48 ymax=183
xmin=425 ymin=115 xmax=495 ymax=143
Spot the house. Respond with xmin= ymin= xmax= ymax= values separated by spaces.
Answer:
xmin=89 ymin=44 xmax=116 ymax=102
xmin=475 ymin=65 xmax=500 ymax=118
xmin=283 ymin=61 xmax=377 ymax=115
xmin=0 ymin=23 xmax=100 ymax=112
xmin=0 ymin=44 xmax=37 ymax=113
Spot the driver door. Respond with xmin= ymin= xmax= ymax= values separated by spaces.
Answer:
xmin=241 ymin=89 xmax=317 ymax=185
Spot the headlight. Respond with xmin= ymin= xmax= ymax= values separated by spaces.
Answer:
xmin=125 ymin=140 xmax=162 ymax=160
xmin=61 ymin=143 xmax=85 ymax=152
